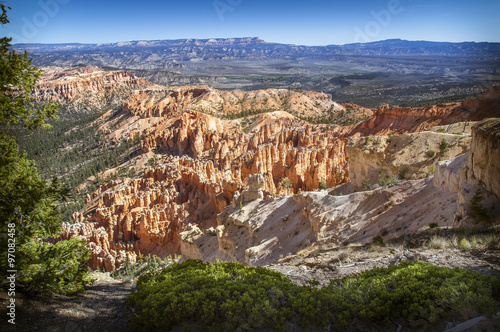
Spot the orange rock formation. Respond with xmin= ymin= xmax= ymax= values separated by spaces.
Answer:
xmin=34 ymin=65 xmax=150 ymax=103
xmin=344 ymin=85 xmax=500 ymax=137
xmin=38 ymin=67 xmax=499 ymax=271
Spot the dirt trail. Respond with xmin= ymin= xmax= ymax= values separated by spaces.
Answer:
xmin=1 ymin=272 xmax=133 ymax=332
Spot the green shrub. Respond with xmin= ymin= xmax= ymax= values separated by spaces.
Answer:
xmin=398 ymin=166 xmax=408 ymax=179
xmin=281 ymin=177 xmax=293 ymax=189
xmin=378 ymin=171 xmax=395 ymax=187
xmin=325 ymin=261 xmax=496 ymax=325
xmin=427 ymin=150 xmax=436 ymax=158
xmin=17 ymin=238 xmax=91 ymax=295
xmin=372 ymin=235 xmax=386 ymax=247
xmin=128 ymin=259 xmax=316 ymax=331
xmin=128 ymin=260 xmax=498 ymax=331
xmin=439 ymin=138 xmax=449 ymax=153
xmin=362 ymin=177 xmax=373 ymax=191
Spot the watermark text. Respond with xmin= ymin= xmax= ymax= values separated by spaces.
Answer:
xmin=6 ymin=220 xmax=17 ymax=324
xmin=213 ymin=0 xmax=243 ymax=22
xmin=19 ymin=0 xmax=71 ymax=40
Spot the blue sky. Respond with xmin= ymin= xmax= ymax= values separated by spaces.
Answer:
xmin=3 ymin=0 xmax=500 ymax=45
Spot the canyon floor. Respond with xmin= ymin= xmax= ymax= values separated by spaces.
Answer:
xmin=2 ymin=226 xmax=499 ymax=332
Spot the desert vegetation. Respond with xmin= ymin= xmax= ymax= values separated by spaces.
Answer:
xmin=127 ymin=259 xmax=499 ymax=331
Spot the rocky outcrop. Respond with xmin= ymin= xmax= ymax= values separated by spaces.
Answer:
xmin=469 ymin=118 xmax=500 ymax=199
xmin=139 ymin=111 xmax=349 ymax=194
xmin=433 ymin=154 xmax=469 ymax=193
xmin=434 ymin=119 xmax=500 ymax=223
xmin=347 ymin=130 xmax=471 ymax=190
xmin=180 ymin=178 xmax=458 ymax=266
xmin=69 ymin=156 xmax=241 ymax=271
xmin=122 ymin=85 xmax=350 ymax=120
xmin=33 ymin=65 xmax=151 ymax=116
xmin=345 ymin=85 xmax=500 ymax=137
xmin=35 ymin=65 xmax=150 ymax=101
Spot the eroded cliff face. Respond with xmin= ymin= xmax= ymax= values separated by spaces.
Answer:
xmin=63 ymin=156 xmax=242 ymax=270
xmin=40 ymin=66 xmax=498 ymax=271
xmin=33 ymin=65 xmax=151 ymax=116
xmin=76 ymin=111 xmax=350 ymax=270
xmin=181 ymin=177 xmax=458 ymax=266
xmin=35 ymin=65 xmax=150 ymax=101
xmin=139 ymin=111 xmax=349 ymax=194
xmin=434 ymin=118 xmax=500 ymax=223
xmin=469 ymin=118 xmax=500 ymax=199
xmin=344 ymin=85 xmax=500 ymax=137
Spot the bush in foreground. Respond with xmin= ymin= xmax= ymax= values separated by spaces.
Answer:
xmin=128 ymin=260 xmax=498 ymax=331
xmin=17 ymin=238 xmax=91 ymax=295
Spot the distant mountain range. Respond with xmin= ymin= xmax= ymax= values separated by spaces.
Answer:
xmin=14 ymin=37 xmax=500 ymax=58
xmin=13 ymin=38 xmax=500 ymax=107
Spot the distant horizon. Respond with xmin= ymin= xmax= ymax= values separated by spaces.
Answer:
xmin=12 ymin=37 xmax=500 ymax=48
xmin=5 ymin=0 xmax=500 ymax=46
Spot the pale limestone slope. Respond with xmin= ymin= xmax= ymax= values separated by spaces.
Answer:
xmin=181 ymin=177 xmax=457 ymax=266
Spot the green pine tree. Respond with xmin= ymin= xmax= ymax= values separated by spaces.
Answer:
xmin=0 ymin=4 xmax=90 ymax=295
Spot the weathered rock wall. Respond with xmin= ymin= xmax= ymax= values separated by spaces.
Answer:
xmin=469 ymin=118 xmax=500 ymax=199
xmin=347 ymin=131 xmax=471 ymax=190
xmin=433 ymin=119 xmax=500 ymax=223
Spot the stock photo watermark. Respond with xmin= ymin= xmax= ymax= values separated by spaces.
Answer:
xmin=17 ymin=0 xmax=70 ymax=40
xmin=6 ymin=216 xmax=18 ymax=325
xmin=353 ymin=0 xmax=422 ymax=43
xmin=213 ymin=0 xmax=243 ymax=22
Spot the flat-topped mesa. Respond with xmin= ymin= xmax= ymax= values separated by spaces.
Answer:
xmin=33 ymin=65 xmax=150 ymax=102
